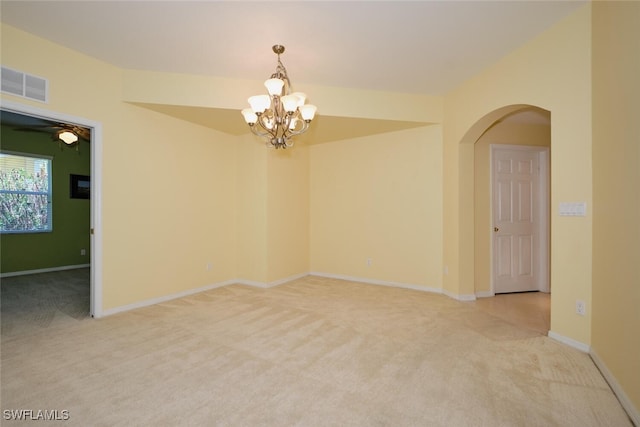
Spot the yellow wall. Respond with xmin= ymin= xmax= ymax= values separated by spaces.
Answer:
xmin=102 ymin=105 xmax=238 ymax=307
xmin=444 ymin=5 xmax=593 ymax=343
xmin=1 ymin=25 xmax=239 ymax=310
xmin=591 ymin=1 xmax=640 ymax=415
xmin=310 ymin=126 xmax=443 ymax=289
xmin=235 ymin=135 xmax=267 ymax=283
xmin=235 ymin=140 xmax=310 ymax=286
xmin=266 ymin=146 xmax=310 ymax=283
xmin=474 ymin=121 xmax=551 ymax=294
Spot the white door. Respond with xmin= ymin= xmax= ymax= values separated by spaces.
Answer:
xmin=492 ymin=145 xmax=548 ymax=294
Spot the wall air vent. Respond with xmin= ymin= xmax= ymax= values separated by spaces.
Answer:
xmin=1 ymin=66 xmax=48 ymax=103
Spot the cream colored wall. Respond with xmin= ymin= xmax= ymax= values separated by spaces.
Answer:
xmin=235 ymin=135 xmax=268 ymax=283
xmin=235 ymin=140 xmax=310 ymax=285
xmin=266 ymin=146 xmax=310 ymax=283
xmin=474 ymin=122 xmax=551 ymax=294
xmin=1 ymin=25 xmax=239 ymax=310
xmin=310 ymin=126 xmax=443 ymax=289
xmin=591 ymin=1 xmax=640 ymax=415
xmin=102 ymin=105 xmax=238 ymax=307
xmin=444 ymin=5 xmax=593 ymax=343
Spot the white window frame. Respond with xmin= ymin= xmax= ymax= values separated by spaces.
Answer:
xmin=0 ymin=150 xmax=53 ymax=233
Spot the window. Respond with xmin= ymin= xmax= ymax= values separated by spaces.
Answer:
xmin=0 ymin=151 xmax=53 ymax=233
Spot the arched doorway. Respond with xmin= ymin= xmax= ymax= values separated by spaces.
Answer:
xmin=465 ymin=104 xmax=551 ymax=333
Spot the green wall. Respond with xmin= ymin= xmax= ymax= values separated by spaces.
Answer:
xmin=1 ymin=124 xmax=90 ymax=273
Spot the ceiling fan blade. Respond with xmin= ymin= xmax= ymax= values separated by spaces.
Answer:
xmin=13 ymin=127 xmax=54 ymax=133
xmin=12 ymin=124 xmax=90 ymax=142
xmin=71 ymin=127 xmax=91 ymax=141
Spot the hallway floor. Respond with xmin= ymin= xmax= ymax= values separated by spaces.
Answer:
xmin=472 ymin=291 xmax=551 ymax=335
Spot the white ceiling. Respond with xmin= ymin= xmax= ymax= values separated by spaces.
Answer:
xmin=1 ymin=1 xmax=568 ymax=140
xmin=1 ymin=1 xmax=585 ymax=96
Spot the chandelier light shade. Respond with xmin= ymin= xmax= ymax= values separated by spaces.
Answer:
xmin=241 ymin=45 xmax=317 ymax=149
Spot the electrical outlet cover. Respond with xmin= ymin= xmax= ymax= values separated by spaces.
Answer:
xmin=576 ymin=300 xmax=586 ymax=316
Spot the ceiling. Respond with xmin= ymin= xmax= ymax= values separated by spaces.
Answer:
xmin=1 ymin=1 xmax=568 ymax=138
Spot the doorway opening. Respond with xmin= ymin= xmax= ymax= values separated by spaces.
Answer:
xmin=471 ymin=105 xmax=551 ymax=331
xmin=0 ymin=100 xmax=102 ymax=317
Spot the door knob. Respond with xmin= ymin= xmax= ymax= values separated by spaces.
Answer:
xmin=494 ymin=227 xmax=499 ymax=232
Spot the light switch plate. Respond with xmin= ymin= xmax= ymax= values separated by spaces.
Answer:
xmin=559 ymin=202 xmax=587 ymax=217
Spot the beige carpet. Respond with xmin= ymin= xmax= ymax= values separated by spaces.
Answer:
xmin=1 ymin=271 xmax=632 ymax=426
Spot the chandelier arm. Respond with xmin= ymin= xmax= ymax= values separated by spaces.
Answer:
xmin=287 ymin=119 xmax=310 ymax=137
xmin=249 ymin=124 xmax=271 ymax=138
xmin=259 ymin=114 xmax=275 ymax=135
xmin=252 ymin=116 xmax=276 ymax=138
xmin=281 ymin=114 xmax=293 ymax=138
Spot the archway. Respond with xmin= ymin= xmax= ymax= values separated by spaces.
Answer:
xmin=462 ymin=104 xmax=551 ymax=332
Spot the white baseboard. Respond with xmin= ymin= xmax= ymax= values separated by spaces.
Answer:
xmin=590 ymin=349 xmax=640 ymax=426
xmin=235 ymin=279 xmax=270 ymax=288
xmin=237 ymin=272 xmax=308 ymax=289
xmin=475 ymin=290 xmax=494 ymax=298
xmin=310 ymin=271 xmax=443 ymax=295
xmin=101 ymin=271 xmax=472 ymax=316
xmin=101 ymin=273 xmax=310 ymax=317
xmin=442 ymin=289 xmax=477 ymax=301
xmin=546 ymin=330 xmax=640 ymax=425
xmin=100 ymin=279 xmax=237 ymax=317
xmin=547 ymin=330 xmax=591 ymax=353
xmin=1 ymin=264 xmax=90 ymax=278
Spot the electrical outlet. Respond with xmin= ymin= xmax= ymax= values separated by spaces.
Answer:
xmin=576 ymin=300 xmax=586 ymax=316
xmin=80 ymin=249 xmax=86 ymax=256
xmin=206 ymin=262 xmax=213 ymax=271
xmin=366 ymin=258 xmax=372 ymax=267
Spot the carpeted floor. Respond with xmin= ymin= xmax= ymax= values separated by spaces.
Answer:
xmin=0 ymin=270 xmax=633 ymax=426
xmin=1 ymin=268 xmax=90 ymax=334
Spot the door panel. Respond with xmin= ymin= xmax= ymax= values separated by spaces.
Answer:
xmin=518 ymin=235 xmax=533 ymax=276
xmin=497 ymin=235 xmax=513 ymax=277
xmin=493 ymin=147 xmax=539 ymax=293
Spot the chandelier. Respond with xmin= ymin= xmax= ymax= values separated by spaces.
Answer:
xmin=241 ymin=45 xmax=317 ymax=149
